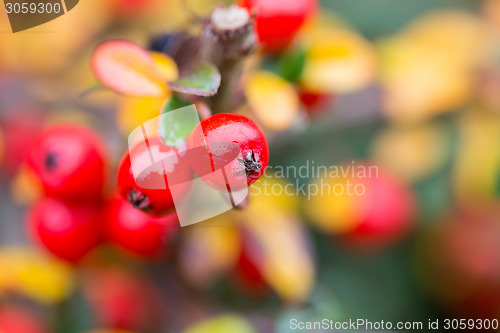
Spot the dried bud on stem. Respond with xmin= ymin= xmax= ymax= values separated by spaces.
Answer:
xmin=203 ymin=5 xmax=258 ymax=113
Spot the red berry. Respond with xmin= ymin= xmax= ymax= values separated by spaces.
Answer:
xmin=117 ymin=137 xmax=192 ymax=216
xmin=233 ymin=248 xmax=270 ymax=296
xmin=187 ymin=113 xmax=269 ymax=191
xmin=103 ymin=197 xmax=178 ymax=257
xmin=28 ymin=198 xmax=101 ymax=262
xmin=240 ymin=0 xmax=317 ymax=52
xmin=342 ymin=171 xmax=416 ymax=249
xmin=1 ymin=109 xmax=43 ymax=174
xmin=0 ymin=306 xmax=47 ymax=333
xmin=83 ymin=269 xmax=164 ymax=330
xmin=27 ymin=125 xmax=106 ymax=201
xmin=298 ymin=90 xmax=334 ymax=115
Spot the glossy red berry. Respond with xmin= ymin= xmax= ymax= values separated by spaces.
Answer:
xmin=28 ymin=198 xmax=101 ymax=262
xmin=240 ymin=0 xmax=317 ymax=52
xmin=27 ymin=125 xmax=106 ymax=201
xmin=187 ymin=113 xmax=269 ymax=191
xmin=117 ymin=137 xmax=192 ymax=216
xmin=103 ymin=197 xmax=178 ymax=257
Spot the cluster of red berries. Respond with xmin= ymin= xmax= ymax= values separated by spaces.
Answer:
xmin=117 ymin=113 xmax=269 ymax=215
xmin=25 ymin=125 xmax=178 ymax=262
xmin=25 ymin=113 xmax=269 ymax=262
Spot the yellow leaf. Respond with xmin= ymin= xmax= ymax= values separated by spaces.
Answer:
xmin=245 ymin=71 xmax=300 ymax=131
xmin=452 ymin=110 xmax=500 ymax=204
xmin=179 ymin=217 xmax=241 ymax=287
xmin=116 ymin=96 xmax=168 ymax=136
xmin=371 ymin=124 xmax=449 ymax=183
xmin=301 ymin=28 xmax=376 ymax=93
xmin=237 ymin=177 xmax=315 ymax=302
xmin=183 ymin=315 xmax=255 ymax=333
xmin=151 ymin=52 xmax=179 ymax=82
xmin=378 ymin=35 xmax=473 ymax=123
xmin=304 ymin=171 xmax=362 ymax=234
xmin=404 ymin=10 xmax=486 ymax=67
xmin=0 ymin=248 xmax=74 ymax=304
xmin=377 ymin=11 xmax=485 ymax=123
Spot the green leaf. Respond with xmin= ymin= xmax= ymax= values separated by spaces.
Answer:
xmin=278 ymin=47 xmax=306 ymax=82
xmin=163 ymin=94 xmax=191 ymax=113
xmin=158 ymin=95 xmax=199 ymax=148
xmin=169 ymin=62 xmax=221 ymax=96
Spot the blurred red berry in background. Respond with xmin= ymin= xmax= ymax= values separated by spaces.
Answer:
xmin=27 ymin=125 xmax=106 ymax=202
xmin=28 ymin=197 xmax=102 ymax=262
xmin=341 ymin=171 xmax=416 ymax=249
xmin=422 ymin=206 xmax=500 ymax=318
xmin=0 ymin=306 xmax=47 ymax=333
xmin=1 ymin=109 xmax=43 ymax=175
xmin=298 ymin=90 xmax=335 ymax=115
xmin=232 ymin=246 xmax=270 ymax=297
xmin=83 ymin=269 xmax=164 ymax=330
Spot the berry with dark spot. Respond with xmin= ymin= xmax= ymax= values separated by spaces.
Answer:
xmin=27 ymin=125 xmax=106 ymax=202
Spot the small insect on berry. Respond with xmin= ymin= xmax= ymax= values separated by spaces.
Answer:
xmin=187 ymin=113 xmax=269 ymax=191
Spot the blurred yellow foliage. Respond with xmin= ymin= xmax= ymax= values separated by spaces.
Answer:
xmin=372 ymin=123 xmax=449 ymax=182
xmin=151 ymin=52 xmax=179 ymax=83
xmin=305 ymin=172 xmax=362 ymax=234
xmin=0 ymin=0 xmax=110 ymax=76
xmin=179 ymin=217 xmax=241 ymax=287
xmin=378 ymin=11 xmax=487 ymax=123
xmin=0 ymin=247 xmax=73 ymax=304
xmin=183 ymin=314 xmax=255 ymax=333
xmin=117 ymin=96 xmax=167 ymax=136
xmin=453 ymin=109 xmax=500 ymax=204
xmin=237 ymin=177 xmax=315 ymax=303
xmin=301 ymin=28 xmax=377 ymax=93
xmin=245 ymin=71 xmax=300 ymax=131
